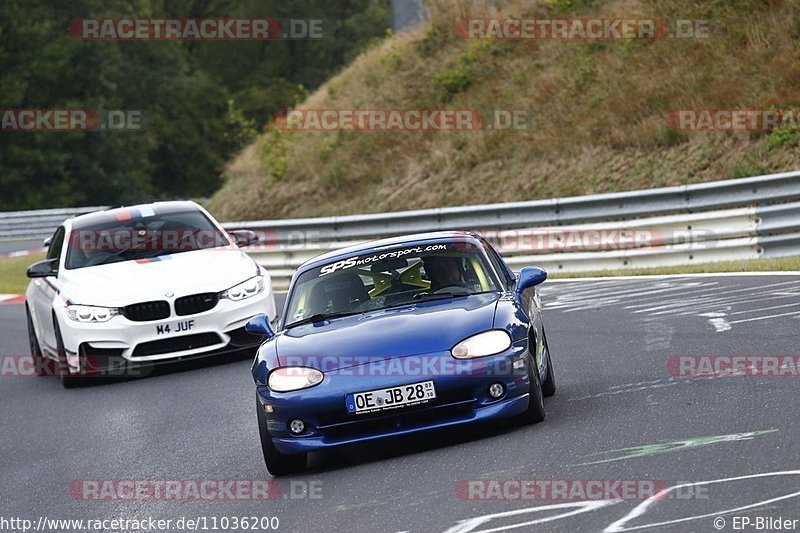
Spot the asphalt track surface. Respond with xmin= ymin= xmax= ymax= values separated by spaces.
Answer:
xmin=1 ymin=275 xmax=799 ymax=532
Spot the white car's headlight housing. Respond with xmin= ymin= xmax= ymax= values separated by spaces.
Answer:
xmin=451 ymin=330 xmax=512 ymax=359
xmin=221 ymin=276 xmax=265 ymax=301
xmin=65 ymin=305 xmax=119 ymax=323
xmin=268 ymin=367 xmax=324 ymax=392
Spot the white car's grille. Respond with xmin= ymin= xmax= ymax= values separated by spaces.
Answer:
xmin=122 ymin=301 xmax=171 ymax=322
xmin=175 ymin=293 xmax=219 ymax=316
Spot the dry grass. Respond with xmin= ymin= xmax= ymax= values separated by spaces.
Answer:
xmin=208 ymin=0 xmax=800 ymax=222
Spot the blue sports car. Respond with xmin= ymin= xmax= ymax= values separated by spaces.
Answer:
xmin=247 ymin=231 xmax=555 ymax=475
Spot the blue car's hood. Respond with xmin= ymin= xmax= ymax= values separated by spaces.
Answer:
xmin=275 ymin=293 xmax=499 ymax=369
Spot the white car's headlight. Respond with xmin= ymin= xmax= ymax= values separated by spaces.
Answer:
xmin=268 ymin=367 xmax=324 ymax=392
xmin=451 ymin=330 xmax=512 ymax=359
xmin=66 ymin=305 xmax=119 ymax=323
xmin=221 ymin=276 xmax=265 ymax=301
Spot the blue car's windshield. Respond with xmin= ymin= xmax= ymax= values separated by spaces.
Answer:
xmin=285 ymin=241 xmax=500 ymax=325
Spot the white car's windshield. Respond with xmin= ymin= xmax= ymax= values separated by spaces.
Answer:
xmin=65 ymin=209 xmax=230 ymax=269
xmin=284 ymin=242 xmax=500 ymax=327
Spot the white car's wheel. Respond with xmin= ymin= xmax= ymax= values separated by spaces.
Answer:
xmin=53 ymin=315 xmax=84 ymax=388
xmin=26 ymin=306 xmax=53 ymax=377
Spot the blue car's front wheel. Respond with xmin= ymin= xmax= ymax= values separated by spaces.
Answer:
xmin=541 ymin=327 xmax=556 ymax=397
xmin=256 ymin=394 xmax=307 ymax=476
xmin=518 ymin=347 xmax=546 ymax=424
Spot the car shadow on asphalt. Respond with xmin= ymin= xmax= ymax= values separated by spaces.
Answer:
xmin=304 ymin=418 xmax=524 ymax=473
xmin=61 ymin=350 xmax=256 ymax=387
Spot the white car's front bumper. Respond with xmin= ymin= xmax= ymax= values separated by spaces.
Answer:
xmin=56 ymin=289 xmax=276 ymax=373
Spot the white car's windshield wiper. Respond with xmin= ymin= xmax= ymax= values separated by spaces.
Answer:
xmin=284 ymin=311 xmax=362 ymax=329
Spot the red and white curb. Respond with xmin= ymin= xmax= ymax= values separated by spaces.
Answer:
xmin=0 ymin=249 xmax=37 ymax=261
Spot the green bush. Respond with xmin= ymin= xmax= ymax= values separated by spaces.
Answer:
xmin=258 ymin=131 xmax=289 ymax=182
xmin=765 ymin=129 xmax=800 ymax=151
xmin=731 ymin=162 xmax=768 ymax=179
xmin=660 ymin=127 xmax=686 ymax=147
xmin=548 ymin=0 xmax=599 ymax=13
xmin=433 ymin=64 xmax=475 ymax=101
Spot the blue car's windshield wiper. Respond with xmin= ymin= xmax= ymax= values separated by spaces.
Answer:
xmin=284 ymin=311 xmax=361 ymax=329
xmin=411 ymin=291 xmax=469 ymax=302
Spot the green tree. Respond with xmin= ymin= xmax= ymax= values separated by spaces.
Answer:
xmin=0 ymin=0 xmax=390 ymax=210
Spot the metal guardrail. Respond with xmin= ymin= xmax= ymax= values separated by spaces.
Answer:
xmin=0 ymin=206 xmax=108 ymax=241
xmin=225 ymin=171 xmax=800 ymax=241
xmin=2 ymin=172 xmax=799 ymax=288
xmin=238 ymin=202 xmax=800 ymax=287
xmin=225 ymin=172 xmax=800 ymax=288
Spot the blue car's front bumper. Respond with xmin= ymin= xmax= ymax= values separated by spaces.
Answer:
xmin=256 ymin=339 xmax=533 ymax=455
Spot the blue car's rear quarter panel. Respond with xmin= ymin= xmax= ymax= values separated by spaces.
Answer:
xmin=256 ymin=338 xmax=532 ymax=454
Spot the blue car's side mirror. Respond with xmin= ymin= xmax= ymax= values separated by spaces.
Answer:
xmin=245 ymin=313 xmax=275 ymax=339
xmin=515 ymin=267 xmax=547 ymax=298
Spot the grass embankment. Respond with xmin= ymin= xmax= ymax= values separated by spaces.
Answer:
xmin=0 ymin=253 xmax=43 ymax=295
xmin=208 ymin=0 xmax=800 ymax=221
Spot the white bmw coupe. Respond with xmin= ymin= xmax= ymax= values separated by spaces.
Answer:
xmin=24 ymin=201 xmax=277 ymax=387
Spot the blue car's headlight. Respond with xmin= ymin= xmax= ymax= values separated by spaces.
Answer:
xmin=451 ymin=330 xmax=512 ymax=359
xmin=268 ymin=367 xmax=324 ymax=392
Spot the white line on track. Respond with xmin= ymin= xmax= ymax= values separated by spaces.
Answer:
xmin=727 ymin=310 xmax=800 ymax=324
xmin=604 ymin=470 xmax=800 ymax=532
xmin=675 ymin=291 xmax=800 ymax=315
xmin=727 ymin=302 xmax=800 ymax=315
xmin=541 ymin=273 xmax=800 ymax=332
xmin=629 ymin=280 xmax=800 ymax=315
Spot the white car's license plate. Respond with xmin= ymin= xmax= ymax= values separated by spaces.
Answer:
xmin=155 ymin=320 xmax=195 ymax=336
xmin=346 ymin=380 xmax=436 ymax=415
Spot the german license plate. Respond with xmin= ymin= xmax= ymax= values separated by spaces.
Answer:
xmin=346 ymin=380 xmax=436 ymax=415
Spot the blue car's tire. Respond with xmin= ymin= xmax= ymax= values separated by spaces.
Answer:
xmin=519 ymin=349 xmax=546 ymax=424
xmin=256 ymin=395 xmax=307 ymax=476
xmin=541 ymin=328 xmax=556 ymax=398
